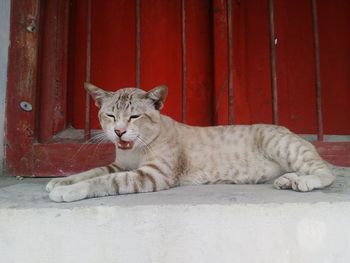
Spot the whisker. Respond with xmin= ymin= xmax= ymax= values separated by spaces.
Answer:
xmin=66 ymin=131 xmax=110 ymax=164
xmin=92 ymin=136 xmax=111 ymax=155
xmin=136 ymin=135 xmax=155 ymax=156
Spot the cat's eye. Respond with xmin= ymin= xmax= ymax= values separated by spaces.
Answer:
xmin=106 ymin=114 xmax=115 ymax=120
xmin=129 ymin=115 xmax=140 ymax=121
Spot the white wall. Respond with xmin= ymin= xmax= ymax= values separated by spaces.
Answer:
xmin=0 ymin=0 xmax=11 ymax=175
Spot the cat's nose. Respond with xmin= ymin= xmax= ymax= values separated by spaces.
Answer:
xmin=115 ymin=129 xmax=126 ymax=137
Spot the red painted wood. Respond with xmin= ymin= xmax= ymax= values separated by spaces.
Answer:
xmin=313 ymin=142 xmax=350 ymax=167
xmin=67 ymin=0 xmax=88 ymax=129
xmin=6 ymin=0 xmax=350 ymax=177
xmin=318 ymin=0 xmax=350 ymax=135
xmin=212 ymin=0 xmax=229 ymax=125
xmin=33 ymin=143 xmax=114 ymax=177
xmin=141 ymin=0 xmax=183 ymax=122
xmin=234 ymin=0 xmax=273 ymax=125
xmin=274 ymin=0 xmax=317 ymax=134
xmin=213 ymin=0 xmax=274 ymax=125
xmin=38 ymin=0 xmax=69 ymax=142
xmin=185 ymin=0 xmax=213 ymax=126
xmin=231 ymin=0 xmax=249 ymax=125
xmin=5 ymin=0 xmax=41 ymax=175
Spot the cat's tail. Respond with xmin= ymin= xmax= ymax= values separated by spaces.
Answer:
xmin=327 ymin=163 xmax=350 ymax=177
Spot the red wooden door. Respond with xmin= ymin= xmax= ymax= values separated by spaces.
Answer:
xmin=6 ymin=0 xmax=350 ymax=177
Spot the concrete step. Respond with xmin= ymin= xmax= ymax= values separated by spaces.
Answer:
xmin=1 ymin=176 xmax=350 ymax=263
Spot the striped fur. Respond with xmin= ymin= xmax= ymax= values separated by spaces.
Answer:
xmin=46 ymin=83 xmax=350 ymax=202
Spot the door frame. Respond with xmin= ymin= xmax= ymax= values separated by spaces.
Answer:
xmin=5 ymin=0 xmax=350 ymax=177
xmin=6 ymin=0 xmax=114 ymax=176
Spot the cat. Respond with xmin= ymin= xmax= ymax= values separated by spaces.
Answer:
xmin=46 ymin=83 xmax=350 ymax=202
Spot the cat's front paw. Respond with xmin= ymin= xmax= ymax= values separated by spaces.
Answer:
xmin=46 ymin=178 xmax=73 ymax=192
xmin=291 ymin=176 xmax=321 ymax=192
xmin=273 ymin=173 xmax=298 ymax=190
xmin=49 ymin=183 xmax=89 ymax=202
xmin=46 ymin=178 xmax=63 ymax=192
xmin=274 ymin=174 xmax=321 ymax=192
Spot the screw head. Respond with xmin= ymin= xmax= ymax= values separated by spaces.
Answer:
xmin=20 ymin=101 xmax=33 ymax=112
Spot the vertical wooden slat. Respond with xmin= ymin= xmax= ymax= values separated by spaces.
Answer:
xmin=212 ymin=0 xmax=229 ymax=125
xmin=6 ymin=0 xmax=41 ymax=175
xmin=274 ymin=1 xmax=317 ymax=133
xmin=317 ymin=0 xmax=350 ymax=135
xmin=185 ymin=0 xmax=214 ymax=126
xmin=136 ymin=0 xmax=141 ymax=88
xmin=38 ymin=0 xmax=69 ymax=142
xmin=181 ymin=0 xmax=187 ymax=123
xmin=268 ymin=0 xmax=278 ymax=125
xmin=141 ymin=0 xmax=182 ymax=121
xmin=84 ymin=0 xmax=92 ymax=140
xmin=311 ymin=0 xmax=324 ymax=141
xmin=234 ymin=0 xmax=272 ymax=125
xmin=226 ymin=0 xmax=234 ymax=124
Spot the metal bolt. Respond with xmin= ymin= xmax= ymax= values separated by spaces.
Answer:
xmin=20 ymin=101 xmax=33 ymax=112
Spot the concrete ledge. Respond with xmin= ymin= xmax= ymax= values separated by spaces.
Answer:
xmin=1 ymin=177 xmax=350 ymax=263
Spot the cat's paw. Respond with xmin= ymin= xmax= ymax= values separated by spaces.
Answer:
xmin=46 ymin=178 xmax=73 ymax=192
xmin=273 ymin=177 xmax=292 ymax=189
xmin=273 ymin=173 xmax=298 ymax=190
xmin=49 ymin=183 xmax=89 ymax=202
xmin=46 ymin=178 xmax=63 ymax=192
xmin=291 ymin=175 xmax=321 ymax=192
xmin=274 ymin=174 xmax=321 ymax=192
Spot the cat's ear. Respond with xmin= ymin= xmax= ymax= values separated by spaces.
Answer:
xmin=145 ymin=85 xmax=168 ymax=110
xmin=84 ymin=82 xmax=110 ymax=108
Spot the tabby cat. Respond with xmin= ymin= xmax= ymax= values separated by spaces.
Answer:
xmin=46 ymin=83 xmax=350 ymax=202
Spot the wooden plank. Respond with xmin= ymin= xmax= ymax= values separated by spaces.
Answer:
xmin=67 ymin=0 xmax=88 ymax=129
xmin=5 ymin=0 xmax=41 ymax=176
xmin=184 ymin=0 xmax=214 ymax=126
xmin=141 ymin=0 xmax=183 ymax=122
xmin=231 ymin=0 xmax=274 ymax=125
xmin=313 ymin=142 xmax=350 ymax=166
xmin=33 ymin=143 xmax=115 ymax=177
xmin=38 ymin=0 xmax=69 ymax=142
xmin=318 ymin=0 xmax=350 ymax=135
xmin=274 ymin=0 xmax=317 ymax=134
xmin=212 ymin=0 xmax=229 ymax=125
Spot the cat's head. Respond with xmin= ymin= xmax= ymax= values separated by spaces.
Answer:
xmin=85 ymin=83 xmax=168 ymax=151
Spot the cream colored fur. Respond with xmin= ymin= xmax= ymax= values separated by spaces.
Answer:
xmin=46 ymin=83 xmax=350 ymax=202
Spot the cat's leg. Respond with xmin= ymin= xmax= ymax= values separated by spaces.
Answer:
xmin=258 ymin=126 xmax=336 ymax=191
xmin=273 ymin=173 xmax=335 ymax=192
xmin=273 ymin=171 xmax=333 ymax=191
xmin=269 ymin=137 xmax=336 ymax=192
xmin=273 ymin=172 xmax=298 ymax=189
xmin=49 ymin=163 xmax=176 ymax=202
xmin=274 ymin=169 xmax=335 ymax=192
xmin=46 ymin=163 xmax=123 ymax=192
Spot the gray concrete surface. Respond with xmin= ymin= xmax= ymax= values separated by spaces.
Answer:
xmin=1 ymin=177 xmax=350 ymax=263
xmin=0 ymin=176 xmax=350 ymax=209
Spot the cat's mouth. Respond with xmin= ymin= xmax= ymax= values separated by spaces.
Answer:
xmin=117 ymin=140 xmax=134 ymax=150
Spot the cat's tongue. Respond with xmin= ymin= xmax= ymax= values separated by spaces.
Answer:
xmin=117 ymin=140 xmax=134 ymax=150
